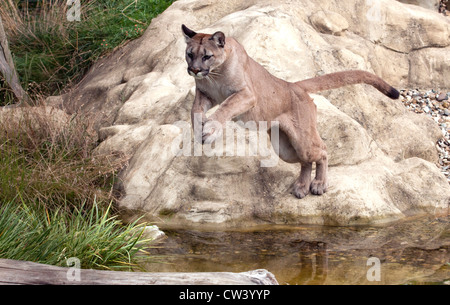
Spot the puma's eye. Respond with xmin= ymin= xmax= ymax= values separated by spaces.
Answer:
xmin=203 ymin=55 xmax=213 ymax=61
xmin=187 ymin=53 xmax=194 ymax=59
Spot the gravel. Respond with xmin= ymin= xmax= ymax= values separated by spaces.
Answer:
xmin=400 ymin=89 xmax=450 ymax=184
xmin=439 ymin=0 xmax=449 ymax=16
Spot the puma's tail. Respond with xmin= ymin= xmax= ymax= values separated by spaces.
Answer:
xmin=296 ymin=70 xmax=400 ymax=99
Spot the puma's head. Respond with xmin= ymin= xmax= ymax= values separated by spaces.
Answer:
xmin=182 ymin=24 xmax=227 ymax=79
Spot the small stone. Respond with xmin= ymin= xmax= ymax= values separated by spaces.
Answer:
xmin=443 ymin=101 xmax=449 ymax=109
xmin=437 ymin=93 xmax=448 ymax=101
xmin=141 ymin=225 xmax=166 ymax=242
xmin=444 ymin=109 xmax=450 ymax=116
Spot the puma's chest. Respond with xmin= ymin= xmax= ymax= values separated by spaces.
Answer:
xmin=196 ymin=80 xmax=237 ymax=105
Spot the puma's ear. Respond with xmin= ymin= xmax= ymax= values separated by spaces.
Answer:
xmin=210 ymin=31 xmax=225 ymax=48
xmin=182 ymin=24 xmax=197 ymax=41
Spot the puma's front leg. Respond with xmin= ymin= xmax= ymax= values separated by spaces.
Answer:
xmin=191 ymin=88 xmax=212 ymax=143
xmin=203 ymin=88 xmax=256 ymax=144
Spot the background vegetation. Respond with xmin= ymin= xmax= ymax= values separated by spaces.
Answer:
xmin=0 ymin=0 xmax=174 ymax=105
xmin=0 ymin=0 xmax=174 ymax=269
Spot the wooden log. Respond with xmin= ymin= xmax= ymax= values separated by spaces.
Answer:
xmin=0 ymin=259 xmax=278 ymax=285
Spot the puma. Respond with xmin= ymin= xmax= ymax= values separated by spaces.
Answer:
xmin=182 ymin=24 xmax=400 ymax=199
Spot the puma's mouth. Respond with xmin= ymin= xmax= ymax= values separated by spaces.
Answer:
xmin=192 ymin=74 xmax=207 ymax=80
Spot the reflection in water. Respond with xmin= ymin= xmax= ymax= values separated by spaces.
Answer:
xmin=140 ymin=215 xmax=450 ymax=285
xmin=288 ymin=241 xmax=328 ymax=284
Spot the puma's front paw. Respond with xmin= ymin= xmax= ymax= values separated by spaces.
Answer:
xmin=202 ymin=120 xmax=223 ymax=144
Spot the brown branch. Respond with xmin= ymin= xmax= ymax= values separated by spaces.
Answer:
xmin=0 ymin=15 xmax=31 ymax=106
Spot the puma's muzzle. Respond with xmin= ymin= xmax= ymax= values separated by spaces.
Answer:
xmin=188 ymin=67 xmax=209 ymax=79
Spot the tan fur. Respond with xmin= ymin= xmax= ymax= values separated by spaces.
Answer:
xmin=182 ymin=25 xmax=399 ymax=198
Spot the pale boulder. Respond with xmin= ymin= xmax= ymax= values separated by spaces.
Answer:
xmin=46 ymin=0 xmax=450 ymax=228
xmin=118 ymin=96 xmax=449 ymax=229
xmin=309 ymin=10 xmax=349 ymax=36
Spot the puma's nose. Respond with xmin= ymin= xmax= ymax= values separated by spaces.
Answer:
xmin=189 ymin=67 xmax=201 ymax=75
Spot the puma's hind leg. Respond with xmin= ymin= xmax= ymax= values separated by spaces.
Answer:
xmin=292 ymin=145 xmax=328 ymax=198
xmin=310 ymin=146 xmax=328 ymax=195
xmin=277 ymin=113 xmax=328 ymax=198
xmin=270 ymin=123 xmax=313 ymax=199
xmin=296 ymin=142 xmax=328 ymax=198
xmin=293 ymin=162 xmax=313 ymax=199
xmin=291 ymin=89 xmax=329 ymax=197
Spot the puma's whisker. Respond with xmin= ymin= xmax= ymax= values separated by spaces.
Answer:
xmin=209 ymin=70 xmax=222 ymax=77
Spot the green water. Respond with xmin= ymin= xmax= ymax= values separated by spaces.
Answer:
xmin=141 ymin=215 xmax=449 ymax=285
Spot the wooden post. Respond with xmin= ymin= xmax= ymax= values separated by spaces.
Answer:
xmin=0 ymin=15 xmax=30 ymax=106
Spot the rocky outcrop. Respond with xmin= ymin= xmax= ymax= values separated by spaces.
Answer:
xmin=48 ymin=0 xmax=450 ymax=228
xmin=397 ymin=0 xmax=440 ymax=11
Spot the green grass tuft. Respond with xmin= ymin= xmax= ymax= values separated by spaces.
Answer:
xmin=0 ymin=199 xmax=148 ymax=270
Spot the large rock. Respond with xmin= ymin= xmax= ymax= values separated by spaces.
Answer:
xmin=48 ymin=0 xmax=450 ymax=228
xmin=397 ymin=0 xmax=440 ymax=11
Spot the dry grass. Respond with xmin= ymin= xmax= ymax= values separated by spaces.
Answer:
xmin=0 ymin=0 xmax=97 ymax=43
xmin=0 ymin=106 xmax=128 ymax=211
